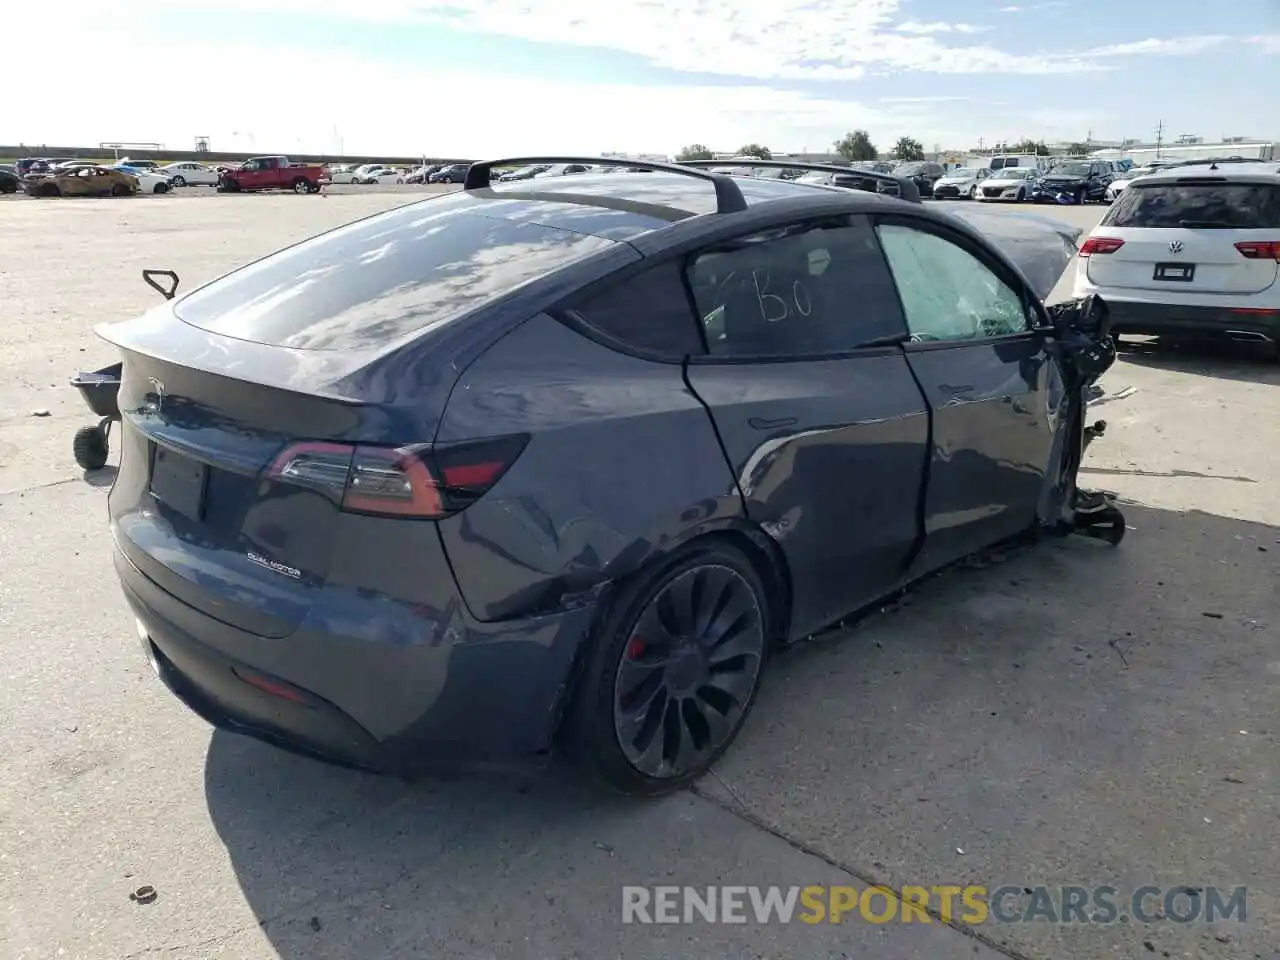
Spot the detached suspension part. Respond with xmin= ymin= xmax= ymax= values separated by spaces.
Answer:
xmin=1082 ymin=419 xmax=1107 ymax=453
xmin=1072 ymin=489 xmax=1126 ymax=545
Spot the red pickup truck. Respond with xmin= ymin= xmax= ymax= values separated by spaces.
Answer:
xmin=217 ymin=156 xmax=325 ymax=194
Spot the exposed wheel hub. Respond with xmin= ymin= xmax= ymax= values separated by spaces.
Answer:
xmin=666 ymin=640 xmax=708 ymax=694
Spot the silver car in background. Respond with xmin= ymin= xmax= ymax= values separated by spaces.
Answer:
xmin=932 ymin=166 xmax=991 ymax=200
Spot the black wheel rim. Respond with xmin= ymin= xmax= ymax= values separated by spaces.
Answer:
xmin=612 ymin=564 xmax=764 ymax=779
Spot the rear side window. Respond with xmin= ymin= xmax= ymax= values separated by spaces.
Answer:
xmin=568 ymin=261 xmax=704 ymax=357
xmin=1104 ymin=182 xmax=1280 ymax=229
xmin=174 ymin=201 xmax=614 ymax=351
xmin=685 ymin=216 xmax=907 ymax=357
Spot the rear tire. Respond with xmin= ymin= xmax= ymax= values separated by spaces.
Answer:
xmin=40 ymin=184 xmax=61 ymax=197
xmin=565 ymin=540 xmax=772 ymax=796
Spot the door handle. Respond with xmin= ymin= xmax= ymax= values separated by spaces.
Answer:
xmin=939 ymin=383 xmax=974 ymax=394
xmin=748 ymin=416 xmax=797 ymax=430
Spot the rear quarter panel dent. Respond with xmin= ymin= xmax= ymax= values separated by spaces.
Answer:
xmin=436 ymin=313 xmax=744 ymax=622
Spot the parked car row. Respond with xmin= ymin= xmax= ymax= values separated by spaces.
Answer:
xmin=5 ymin=155 xmax=481 ymax=197
xmin=16 ymin=163 xmax=174 ymax=198
xmin=932 ymin=158 xmax=1158 ymax=205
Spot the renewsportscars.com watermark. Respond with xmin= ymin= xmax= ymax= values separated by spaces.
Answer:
xmin=622 ymin=885 xmax=1248 ymax=926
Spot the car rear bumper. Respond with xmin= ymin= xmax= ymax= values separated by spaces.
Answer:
xmin=115 ymin=545 xmax=598 ymax=774
xmin=1092 ymin=298 xmax=1280 ymax=341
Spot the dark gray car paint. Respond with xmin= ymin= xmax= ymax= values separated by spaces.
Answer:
xmin=684 ymin=350 xmax=930 ymax=638
xmin=435 ymin=313 xmax=746 ymax=622
xmin=102 ymin=169 xmax=1087 ymax=774
xmin=903 ymin=334 xmax=1061 ymax=574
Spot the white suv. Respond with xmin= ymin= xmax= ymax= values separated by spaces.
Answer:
xmin=1072 ymin=160 xmax=1280 ymax=349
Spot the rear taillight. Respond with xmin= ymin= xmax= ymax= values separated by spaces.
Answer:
xmin=265 ymin=435 xmax=528 ymax=519
xmin=1079 ymin=237 xmax=1125 ymax=256
xmin=1234 ymin=241 xmax=1280 ymax=261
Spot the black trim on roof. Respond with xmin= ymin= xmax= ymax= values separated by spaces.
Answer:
xmin=463 ymin=155 xmax=749 ymax=214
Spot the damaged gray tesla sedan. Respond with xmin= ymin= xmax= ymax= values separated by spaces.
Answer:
xmin=99 ymin=158 xmax=1122 ymax=796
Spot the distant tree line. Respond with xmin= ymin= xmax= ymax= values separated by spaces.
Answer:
xmin=676 ymin=135 xmax=1085 ymax=165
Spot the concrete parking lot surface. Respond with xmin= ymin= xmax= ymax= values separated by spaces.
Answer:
xmin=2 ymin=190 xmax=1278 ymax=960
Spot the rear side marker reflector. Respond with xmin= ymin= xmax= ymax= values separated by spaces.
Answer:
xmin=1079 ymin=237 xmax=1124 ymax=256
xmin=265 ymin=434 xmax=528 ymax=519
xmin=1234 ymin=241 xmax=1280 ymax=261
xmin=232 ymin=666 xmax=310 ymax=704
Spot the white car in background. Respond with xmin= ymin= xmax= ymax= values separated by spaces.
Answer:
xmin=532 ymin=163 xmax=596 ymax=178
xmin=159 ymin=162 xmax=219 ymax=187
xmin=354 ymin=166 xmax=401 ymax=184
xmin=975 ymin=167 xmax=1038 ymax=202
xmin=931 ymin=166 xmax=991 ymax=200
xmin=1103 ymin=164 xmax=1177 ymax=202
xmin=115 ymin=165 xmax=173 ymax=194
xmin=1073 ymin=160 xmax=1280 ymax=350
xmin=335 ymin=164 xmax=381 ymax=184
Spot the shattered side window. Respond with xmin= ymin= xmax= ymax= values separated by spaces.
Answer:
xmin=877 ymin=224 xmax=1028 ymax=342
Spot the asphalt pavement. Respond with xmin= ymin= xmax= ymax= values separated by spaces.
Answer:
xmin=2 ymin=191 xmax=1277 ymax=960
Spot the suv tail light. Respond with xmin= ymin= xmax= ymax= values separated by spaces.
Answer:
xmin=266 ymin=435 xmax=528 ymax=519
xmin=1079 ymin=237 xmax=1125 ymax=256
xmin=1234 ymin=241 xmax=1280 ymax=261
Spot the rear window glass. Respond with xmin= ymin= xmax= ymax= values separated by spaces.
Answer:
xmin=1104 ymin=182 xmax=1280 ymax=229
xmin=174 ymin=201 xmax=613 ymax=351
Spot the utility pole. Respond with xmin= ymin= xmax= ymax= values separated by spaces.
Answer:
xmin=1154 ymin=119 xmax=1165 ymax=159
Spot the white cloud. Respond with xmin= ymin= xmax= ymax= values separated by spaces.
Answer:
xmin=2 ymin=33 xmax=908 ymax=156
xmin=879 ymin=96 xmax=972 ymax=103
xmin=895 ymin=21 xmax=992 ymax=34
xmin=1246 ymin=34 xmax=1280 ymax=53
xmin=1082 ymin=35 xmax=1229 ymax=57
xmin=37 ymin=0 xmax=1223 ymax=82
xmin=0 ymin=0 xmax=1253 ymax=156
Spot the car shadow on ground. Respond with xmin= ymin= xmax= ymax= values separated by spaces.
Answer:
xmin=204 ymin=502 xmax=1280 ymax=960
xmin=82 ymin=465 xmax=118 ymax=487
xmin=1116 ymin=335 xmax=1280 ymax=385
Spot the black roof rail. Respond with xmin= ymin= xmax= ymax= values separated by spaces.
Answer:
xmin=679 ymin=159 xmax=922 ymax=204
xmin=462 ymin=156 xmax=749 ymax=214
xmin=1158 ymin=155 xmax=1266 ymax=169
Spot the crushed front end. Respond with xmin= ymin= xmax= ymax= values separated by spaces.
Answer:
xmin=1040 ymin=294 xmax=1127 ymax=545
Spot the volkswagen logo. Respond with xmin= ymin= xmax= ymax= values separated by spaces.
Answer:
xmin=1169 ymin=240 xmax=1184 ymax=254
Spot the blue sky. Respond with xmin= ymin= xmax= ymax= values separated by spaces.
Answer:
xmin=7 ymin=0 xmax=1279 ymax=157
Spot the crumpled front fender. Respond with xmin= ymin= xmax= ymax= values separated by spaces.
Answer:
xmin=943 ymin=206 xmax=1083 ymax=301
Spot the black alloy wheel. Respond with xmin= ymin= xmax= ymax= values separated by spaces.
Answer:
xmin=569 ymin=541 xmax=771 ymax=795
